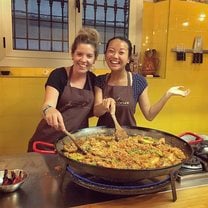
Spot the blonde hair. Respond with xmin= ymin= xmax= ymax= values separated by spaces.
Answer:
xmin=71 ymin=27 xmax=100 ymax=60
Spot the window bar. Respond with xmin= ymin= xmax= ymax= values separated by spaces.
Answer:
xmin=124 ymin=0 xmax=128 ymax=38
xmin=12 ymin=0 xmax=16 ymax=49
xmin=83 ymin=0 xmax=87 ymax=25
xmin=25 ymin=0 xmax=29 ymax=49
xmin=93 ymin=0 xmax=97 ymax=28
xmin=37 ymin=0 xmax=41 ymax=50
xmin=61 ymin=0 xmax=64 ymax=52
xmin=66 ymin=1 xmax=69 ymax=52
xmin=104 ymin=0 xmax=107 ymax=50
xmin=49 ymin=0 xmax=53 ymax=51
xmin=113 ymin=0 xmax=118 ymax=36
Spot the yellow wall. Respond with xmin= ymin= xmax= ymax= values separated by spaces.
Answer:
xmin=1 ymin=0 xmax=208 ymax=155
xmin=139 ymin=0 xmax=208 ymax=135
xmin=165 ymin=0 xmax=208 ymax=133
xmin=0 ymin=75 xmax=46 ymax=154
xmin=141 ymin=1 xmax=169 ymax=77
xmin=0 ymin=68 xmax=105 ymax=155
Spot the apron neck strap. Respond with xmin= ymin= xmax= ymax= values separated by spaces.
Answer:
xmin=65 ymin=66 xmax=73 ymax=86
xmin=127 ymin=71 xmax=132 ymax=86
xmin=106 ymin=71 xmax=132 ymax=86
xmin=65 ymin=66 xmax=92 ymax=90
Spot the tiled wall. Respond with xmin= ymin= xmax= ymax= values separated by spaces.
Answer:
xmin=139 ymin=0 xmax=208 ymax=135
xmin=0 ymin=76 xmax=46 ymax=154
xmin=141 ymin=1 xmax=169 ymax=77
xmin=0 ymin=68 xmax=102 ymax=155
xmin=165 ymin=0 xmax=208 ymax=132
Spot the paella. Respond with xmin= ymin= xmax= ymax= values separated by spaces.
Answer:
xmin=62 ymin=134 xmax=186 ymax=170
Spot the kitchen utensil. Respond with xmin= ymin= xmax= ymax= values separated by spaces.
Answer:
xmin=110 ymin=113 xmax=128 ymax=141
xmin=33 ymin=129 xmax=87 ymax=155
xmin=63 ymin=129 xmax=87 ymax=155
xmin=193 ymin=36 xmax=203 ymax=53
xmin=55 ymin=126 xmax=193 ymax=182
xmin=176 ymin=44 xmax=186 ymax=61
xmin=0 ymin=169 xmax=28 ymax=193
xmin=193 ymin=36 xmax=203 ymax=64
xmin=33 ymin=126 xmax=192 ymax=182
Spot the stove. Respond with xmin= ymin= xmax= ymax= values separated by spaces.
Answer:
xmin=67 ymin=166 xmax=178 ymax=202
xmin=177 ymin=136 xmax=208 ymax=182
xmin=65 ymin=133 xmax=208 ymax=203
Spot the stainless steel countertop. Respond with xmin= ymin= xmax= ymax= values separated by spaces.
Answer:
xmin=0 ymin=153 xmax=208 ymax=208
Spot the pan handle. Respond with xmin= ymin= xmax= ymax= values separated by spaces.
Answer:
xmin=178 ymin=132 xmax=203 ymax=144
xmin=33 ymin=141 xmax=56 ymax=154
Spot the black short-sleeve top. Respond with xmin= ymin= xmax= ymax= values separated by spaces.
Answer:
xmin=46 ymin=67 xmax=96 ymax=101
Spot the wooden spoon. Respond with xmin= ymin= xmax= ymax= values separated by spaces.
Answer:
xmin=63 ymin=129 xmax=87 ymax=155
xmin=110 ymin=113 xmax=128 ymax=141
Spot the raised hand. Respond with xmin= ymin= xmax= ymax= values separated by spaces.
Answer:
xmin=167 ymin=86 xmax=190 ymax=97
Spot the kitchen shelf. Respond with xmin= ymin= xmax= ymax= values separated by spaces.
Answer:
xmin=171 ymin=48 xmax=208 ymax=53
xmin=0 ymin=75 xmax=48 ymax=78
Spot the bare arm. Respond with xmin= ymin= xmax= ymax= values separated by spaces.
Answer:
xmin=42 ymin=86 xmax=66 ymax=131
xmin=138 ymin=86 xmax=190 ymax=121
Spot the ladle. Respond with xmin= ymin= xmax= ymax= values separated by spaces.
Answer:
xmin=63 ymin=129 xmax=87 ymax=155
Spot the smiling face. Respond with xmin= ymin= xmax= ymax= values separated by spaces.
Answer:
xmin=105 ymin=39 xmax=130 ymax=72
xmin=72 ymin=43 xmax=96 ymax=73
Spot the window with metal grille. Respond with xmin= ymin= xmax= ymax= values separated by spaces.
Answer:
xmin=82 ymin=0 xmax=130 ymax=53
xmin=12 ymin=0 xmax=68 ymax=52
xmin=11 ymin=0 xmax=129 ymax=53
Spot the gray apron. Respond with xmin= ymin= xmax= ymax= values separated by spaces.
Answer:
xmin=28 ymin=67 xmax=94 ymax=151
xmin=97 ymin=72 xmax=136 ymax=127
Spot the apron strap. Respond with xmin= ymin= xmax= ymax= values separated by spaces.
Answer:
xmin=103 ymin=73 xmax=110 ymax=97
xmin=65 ymin=66 xmax=73 ymax=86
xmin=65 ymin=66 xmax=92 ymax=90
xmin=87 ymin=72 xmax=93 ymax=91
xmin=127 ymin=72 xmax=133 ymax=86
xmin=105 ymin=73 xmax=110 ymax=83
xmin=103 ymin=71 xmax=132 ymax=97
xmin=105 ymin=72 xmax=132 ymax=86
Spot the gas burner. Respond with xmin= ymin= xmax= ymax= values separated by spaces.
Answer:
xmin=190 ymin=141 xmax=208 ymax=171
xmin=194 ymin=141 xmax=208 ymax=156
xmin=179 ymin=156 xmax=203 ymax=177
xmin=66 ymin=166 xmax=178 ymax=201
xmin=178 ymin=140 xmax=208 ymax=178
xmin=182 ymin=156 xmax=202 ymax=169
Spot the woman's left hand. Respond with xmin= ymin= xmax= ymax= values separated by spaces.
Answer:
xmin=167 ymin=86 xmax=190 ymax=97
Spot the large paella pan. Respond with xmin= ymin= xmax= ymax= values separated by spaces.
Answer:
xmin=54 ymin=126 xmax=192 ymax=182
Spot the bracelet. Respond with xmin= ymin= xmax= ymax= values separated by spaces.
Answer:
xmin=42 ymin=105 xmax=52 ymax=116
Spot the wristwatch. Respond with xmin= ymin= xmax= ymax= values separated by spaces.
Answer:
xmin=42 ymin=105 xmax=52 ymax=116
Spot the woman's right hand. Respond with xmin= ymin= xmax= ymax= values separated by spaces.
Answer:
xmin=102 ymin=98 xmax=116 ymax=113
xmin=44 ymin=107 xmax=66 ymax=131
xmin=93 ymin=86 xmax=116 ymax=117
